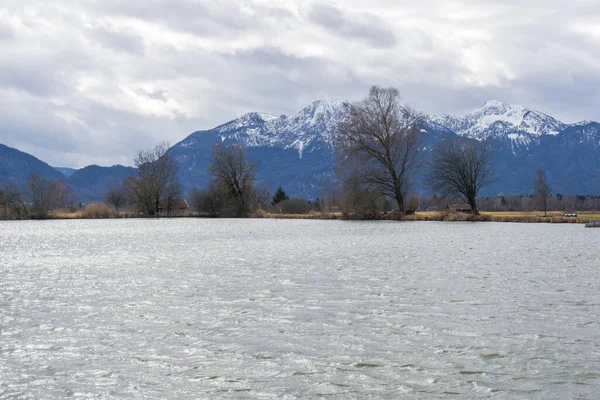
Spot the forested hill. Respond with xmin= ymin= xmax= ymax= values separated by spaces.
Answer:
xmin=0 ymin=143 xmax=64 ymax=187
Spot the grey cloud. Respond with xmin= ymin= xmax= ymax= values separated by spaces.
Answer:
xmin=143 ymin=89 xmax=169 ymax=102
xmin=308 ymin=4 xmax=344 ymax=27
xmin=0 ymin=64 xmax=70 ymax=97
xmin=0 ymin=96 xmax=83 ymax=154
xmin=218 ymin=46 xmax=364 ymax=113
xmin=308 ymin=4 xmax=397 ymax=48
xmin=0 ymin=0 xmax=599 ymax=169
xmin=0 ymin=90 xmax=195 ymax=168
xmin=0 ymin=24 xmax=14 ymax=40
xmin=510 ymin=68 xmax=600 ymax=123
xmin=87 ymin=25 xmax=145 ymax=54
xmin=232 ymin=47 xmax=312 ymax=70
xmin=92 ymin=0 xmax=264 ymax=37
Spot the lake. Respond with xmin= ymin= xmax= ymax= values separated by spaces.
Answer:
xmin=0 ymin=219 xmax=598 ymax=398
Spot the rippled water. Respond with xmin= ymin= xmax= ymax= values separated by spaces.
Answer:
xmin=0 ymin=219 xmax=599 ymax=398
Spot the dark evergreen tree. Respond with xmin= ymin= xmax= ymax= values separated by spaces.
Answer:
xmin=271 ymin=186 xmax=289 ymax=205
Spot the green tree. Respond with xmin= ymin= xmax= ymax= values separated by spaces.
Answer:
xmin=271 ymin=186 xmax=289 ymax=205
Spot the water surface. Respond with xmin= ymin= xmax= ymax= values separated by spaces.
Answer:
xmin=1 ymin=219 xmax=598 ymax=398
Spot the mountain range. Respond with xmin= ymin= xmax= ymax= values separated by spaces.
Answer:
xmin=1 ymin=100 xmax=599 ymax=200
xmin=170 ymin=99 xmax=600 ymax=197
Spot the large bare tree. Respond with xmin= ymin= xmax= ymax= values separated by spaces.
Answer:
xmin=427 ymin=138 xmax=494 ymax=215
xmin=533 ymin=169 xmax=550 ymax=216
xmin=208 ymin=144 xmax=257 ymax=217
xmin=337 ymin=86 xmax=423 ymax=215
xmin=124 ymin=142 xmax=181 ymax=215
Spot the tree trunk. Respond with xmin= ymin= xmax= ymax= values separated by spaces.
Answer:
xmin=469 ymin=199 xmax=480 ymax=216
xmin=395 ymin=193 xmax=404 ymax=216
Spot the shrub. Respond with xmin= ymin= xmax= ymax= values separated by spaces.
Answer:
xmin=82 ymin=203 xmax=113 ymax=219
xmin=276 ymin=197 xmax=311 ymax=214
xmin=190 ymin=187 xmax=225 ymax=217
xmin=253 ymin=208 xmax=267 ymax=218
xmin=440 ymin=210 xmax=491 ymax=222
xmin=339 ymin=182 xmax=383 ymax=220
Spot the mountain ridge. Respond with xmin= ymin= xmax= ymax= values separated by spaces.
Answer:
xmin=1 ymin=100 xmax=599 ymax=199
xmin=171 ymin=99 xmax=599 ymax=197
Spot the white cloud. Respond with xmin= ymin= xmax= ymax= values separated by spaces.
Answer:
xmin=0 ymin=0 xmax=599 ymax=167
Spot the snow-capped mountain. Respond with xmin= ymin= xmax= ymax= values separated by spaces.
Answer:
xmin=170 ymin=99 xmax=350 ymax=197
xmin=168 ymin=98 xmax=600 ymax=197
xmin=178 ymin=99 xmax=348 ymax=159
xmin=429 ymin=100 xmax=569 ymax=153
xmin=181 ymin=99 xmax=577 ymax=156
xmin=2 ymin=99 xmax=596 ymax=200
xmin=432 ymin=100 xmax=567 ymax=138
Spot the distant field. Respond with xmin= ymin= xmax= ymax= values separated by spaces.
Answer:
xmin=37 ymin=209 xmax=600 ymax=223
xmin=412 ymin=211 xmax=600 ymax=223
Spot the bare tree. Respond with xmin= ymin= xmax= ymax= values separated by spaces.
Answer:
xmin=0 ymin=185 xmax=6 ymax=219
xmin=208 ymin=144 xmax=257 ymax=217
xmin=105 ymin=182 xmax=127 ymax=216
xmin=190 ymin=185 xmax=226 ymax=217
xmin=51 ymin=178 xmax=77 ymax=211
xmin=533 ymin=169 xmax=550 ymax=216
xmin=318 ymin=174 xmax=341 ymax=212
xmin=339 ymin=173 xmax=382 ymax=219
xmin=124 ymin=142 xmax=181 ymax=215
xmin=28 ymin=174 xmax=55 ymax=218
xmin=161 ymin=180 xmax=183 ymax=215
xmin=427 ymin=138 xmax=494 ymax=215
xmin=337 ymin=86 xmax=423 ymax=215
xmin=3 ymin=183 xmax=27 ymax=219
xmin=255 ymin=182 xmax=272 ymax=211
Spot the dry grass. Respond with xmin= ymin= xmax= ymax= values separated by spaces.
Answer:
xmin=40 ymin=208 xmax=600 ymax=223
xmin=483 ymin=211 xmax=598 ymax=224
xmin=406 ymin=211 xmax=490 ymax=222
xmin=256 ymin=211 xmax=341 ymax=220
xmin=82 ymin=203 xmax=114 ymax=219
xmin=50 ymin=210 xmax=84 ymax=219
xmin=406 ymin=211 xmax=598 ymax=224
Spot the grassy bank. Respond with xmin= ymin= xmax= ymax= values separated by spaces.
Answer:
xmin=407 ymin=211 xmax=600 ymax=223
xmin=8 ymin=208 xmax=598 ymax=224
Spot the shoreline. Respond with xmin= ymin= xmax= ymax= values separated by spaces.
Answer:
xmin=2 ymin=211 xmax=598 ymax=224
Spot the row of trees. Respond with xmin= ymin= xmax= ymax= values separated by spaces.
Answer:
xmin=175 ymin=86 xmax=495 ymax=219
xmin=0 ymin=175 xmax=78 ymax=219
xmin=336 ymin=86 xmax=494 ymax=217
xmin=103 ymin=141 xmax=269 ymax=217
xmin=2 ymin=86 xmax=590 ymax=220
xmin=476 ymin=193 xmax=600 ymax=213
xmin=334 ymin=86 xmax=576 ymax=218
xmin=101 ymin=86 xmax=561 ymax=219
xmin=101 ymin=142 xmax=181 ymax=217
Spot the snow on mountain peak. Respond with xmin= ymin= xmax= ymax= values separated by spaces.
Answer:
xmin=478 ymin=99 xmax=511 ymax=110
xmin=430 ymin=101 xmax=567 ymax=146
xmin=202 ymin=99 xmax=348 ymax=157
xmin=184 ymin=98 xmax=576 ymax=159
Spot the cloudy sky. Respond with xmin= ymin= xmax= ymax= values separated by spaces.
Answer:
xmin=1 ymin=0 xmax=599 ymax=167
